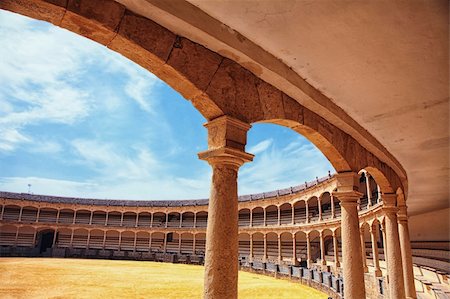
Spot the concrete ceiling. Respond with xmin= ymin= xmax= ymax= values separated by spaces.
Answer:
xmin=119 ymin=0 xmax=449 ymax=215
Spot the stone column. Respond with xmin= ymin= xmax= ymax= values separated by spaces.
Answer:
xmin=178 ymin=235 xmax=182 ymax=253
xmin=14 ymin=227 xmax=19 ymax=245
xmin=320 ymin=231 xmax=326 ymax=265
xmin=150 ymin=213 xmax=154 ymax=228
xmin=105 ymin=212 xmax=109 ymax=226
xmin=102 ymin=232 xmax=107 ymax=249
xmin=32 ymin=229 xmax=37 ymax=246
xmin=305 ymin=202 xmax=309 ymax=223
xmin=149 ymin=234 xmax=152 ymax=251
xmin=331 ymin=195 xmax=335 ymax=219
xmin=263 ymin=234 xmax=267 ymax=262
xmin=277 ymin=207 xmax=281 ymax=226
xmin=332 ymin=230 xmax=340 ymax=268
xmin=193 ymin=213 xmax=197 ymax=228
xmin=318 ymin=200 xmax=323 ymax=221
xmin=263 ymin=209 xmax=267 ymax=226
xmin=179 ymin=213 xmax=183 ymax=228
xmin=249 ymin=210 xmax=253 ymax=227
xmin=291 ymin=206 xmax=295 ymax=224
xmin=52 ymin=229 xmax=58 ymax=247
xmin=192 ymin=234 xmax=196 ymax=254
xmin=165 ymin=213 xmax=168 ymax=228
xmin=306 ymin=233 xmax=312 ymax=268
xmin=198 ymin=116 xmax=253 ymax=299
xmin=292 ymin=234 xmax=298 ymax=265
xmin=135 ymin=213 xmax=139 ymax=228
xmin=56 ymin=209 xmax=60 ymax=224
xmin=370 ymin=223 xmax=382 ymax=277
xmin=118 ymin=232 xmax=122 ymax=250
xmin=383 ymin=194 xmax=406 ymax=299
xmin=365 ymin=172 xmax=372 ymax=207
xmin=18 ymin=207 xmax=23 ymax=222
xmin=360 ymin=227 xmax=369 ymax=273
xmin=333 ymin=172 xmax=366 ymax=299
xmin=249 ymin=234 xmax=253 ymax=262
xmin=398 ymin=203 xmax=416 ymax=299
xmin=0 ymin=205 xmax=4 ymax=220
xmin=381 ymin=222 xmax=389 ymax=276
xmin=72 ymin=210 xmax=76 ymax=224
xmin=163 ymin=233 xmax=167 ymax=253
xmin=70 ymin=229 xmax=74 ymax=247
xmin=277 ymin=234 xmax=282 ymax=263
xmin=36 ymin=208 xmax=40 ymax=223
xmin=120 ymin=213 xmax=124 ymax=227
xmin=86 ymin=231 xmax=91 ymax=249
xmin=89 ymin=211 xmax=93 ymax=225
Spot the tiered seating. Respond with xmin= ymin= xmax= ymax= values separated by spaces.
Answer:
xmin=16 ymin=227 xmax=34 ymax=247
xmin=122 ymin=213 xmax=137 ymax=227
xmin=150 ymin=236 xmax=164 ymax=252
xmin=239 ymin=240 xmax=250 ymax=257
xmin=152 ymin=214 xmax=165 ymax=227
xmin=72 ymin=231 xmax=88 ymax=248
xmin=165 ymin=237 xmax=180 ymax=253
xmin=180 ymin=238 xmax=194 ymax=254
xmin=238 ymin=212 xmax=250 ymax=227
xmin=57 ymin=231 xmax=72 ymax=248
xmin=106 ymin=212 xmax=122 ymax=227
xmin=21 ymin=207 xmax=37 ymax=223
xmin=135 ymin=234 xmax=150 ymax=251
xmin=38 ymin=209 xmax=58 ymax=223
xmin=120 ymin=233 xmax=135 ymax=251
xmin=74 ymin=210 xmax=90 ymax=225
xmin=252 ymin=211 xmax=264 ymax=226
xmin=104 ymin=232 xmax=120 ymax=250
xmin=88 ymin=232 xmax=104 ymax=249
xmin=0 ymin=226 xmax=16 ymax=245
xmin=280 ymin=209 xmax=292 ymax=225
xmin=196 ymin=214 xmax=208 ymax=228
xmin=166 ymin=214 xmax=181 ymax=228
xmin=294 ymin=206 xmax=307 ymax=224
xmin=266 ymin=210 xmax=278 ymax=226
xmin=137 ymin=213 xmax=151 ymax=227
xmin=91 ymin=212 xmax=106 ymax=225
xmin=181 ymin=214 xmax=194 ymax=228
xmin=2 ymin=206 xmax=20 ymax=221
xmin=58 ymin=210 xmax=74 ymax=223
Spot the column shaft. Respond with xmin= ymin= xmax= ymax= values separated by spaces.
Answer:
xmin=320 ymin=232 xmax=326 ymax=265
xmin=383 ymin=195 xmax=406 ymax=299
xmin=360 ymin=228 xmax=369 ymax=272
xmin=334 ymin=175 xmax=366 ymax=299
xmin=398 ymin=214 xmax=416 ymax=298
xmin=333 ymin=231 xmax=340 ymax=268
xmin=370 ymin=225 xmax=382 ymax=277
xmin=306 ymin=234 xmax=311 ymax=268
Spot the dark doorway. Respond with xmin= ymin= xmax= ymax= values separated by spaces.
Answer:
xmin=39 ymin=230 xmax=55 ymax=253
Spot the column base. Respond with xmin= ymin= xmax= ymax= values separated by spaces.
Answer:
xmin=374 ymin=269 xmax=382 ymax=277
xmin=363 ymin=266 xmax=369 ymax=273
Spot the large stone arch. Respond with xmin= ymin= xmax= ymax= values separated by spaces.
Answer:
xmin=1 ymin=0 xmax=403 ymax=191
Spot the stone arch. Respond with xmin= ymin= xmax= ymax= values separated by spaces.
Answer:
xmin=2 ymin=205 xmax=21 ymax=221
xmin=293 ymin=200 xmax=306 ymax=224
xmin=74 ymin=209 xmax=91 ymax=224
xmin=252 ymin=232 xmax=264 ymax=260
xmin=279 ymin=203 xmax=292 ymax=225
xmin=21 ymin=206 xmax=38 ymax=222
xmin=17 ymin=226 xmax=35 ymax=247
xmin=265 ymin=205 xmax=278 ymax=226
xmin=122 ymin=212 xmax=137 ymax=227
xmin=265 ymin=232 xmax=278 ymax=261
xmin=238 ymin=208 xmax=250 ymax=227
xmin=180 ymin=232 xmax=193 ymax=254
xmin=59 ymin=209 xmax=75 ymax=223
xmin=280 ymin=232 xmax=293 ymax=261
xmin=0 ymin=0 xmax=404 ymax=191
xmin=181 ymin=212 xmax=195 ymax=228
xmin=238 ymin=233 xmax=250 ymax=259
xmin=89 ymin=229 xmax=105 ymax=249
xmin=251 ymin=207 xmax=264 ymax=226
xmin=136 ymin=231 xmax=150 ymax=251
xmin=137 ymin=212 xmax=151 ymax=227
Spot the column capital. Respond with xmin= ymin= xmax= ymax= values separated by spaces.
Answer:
xmin=198 ymin=147 xmax=254 ymax=167
xmin=382 ymin=193 xmax=399 ymax=214
xmin=397 ymin=205 xmax=408 ymax=222
xmin=332 ymin=190 xmax=363 ymax=204
xmin=199 ymin=115 xmax=254 ymax=167
xmin=335 ymin=171 xmax=360 ymax=192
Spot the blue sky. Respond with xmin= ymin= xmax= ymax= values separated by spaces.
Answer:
xmin=0 ymin=10 xmax=334 ymax=200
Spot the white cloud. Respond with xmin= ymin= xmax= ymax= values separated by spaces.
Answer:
xmin=248 ymin=139 xmax=273 ymax=154
xmin=238 ymin=139 xmax=334 ymax=195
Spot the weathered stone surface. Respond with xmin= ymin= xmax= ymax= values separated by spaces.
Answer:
xmin=282 ymin=94 xmax=303 ymax=124
xmin=206 ymin=58 xmax=263 ymax=123
xmin=60 ymin=0 xmax=125 ymax=44
xmin=167 ymin=37 xmax=222 ymax=92
xmin=256 ymin=80 xmax=284 ymax=120
xmin=115 ymin=10 xmax=175 ymax=62
xmin=0 ymin=0 xmax=66 ymax=26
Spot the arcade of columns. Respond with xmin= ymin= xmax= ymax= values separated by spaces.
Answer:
xmin=196 ymin=115 xmax=415 ymax=299
xmin=0 ymin=1 xmax=413 ymax=298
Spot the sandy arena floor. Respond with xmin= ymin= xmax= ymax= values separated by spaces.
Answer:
xmin=0 ymin=257 xmax=327 ymax=299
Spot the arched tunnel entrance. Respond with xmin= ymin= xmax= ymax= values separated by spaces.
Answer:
xmin=37 ymin=230 xmax=55 ymax=254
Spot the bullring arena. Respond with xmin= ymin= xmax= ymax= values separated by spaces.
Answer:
xmin=0 ymin=1 xmax=449 ymax=299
